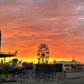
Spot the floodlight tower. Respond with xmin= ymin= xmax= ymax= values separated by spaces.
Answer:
xmin=0 ymin=30 xmax=1 ymax=52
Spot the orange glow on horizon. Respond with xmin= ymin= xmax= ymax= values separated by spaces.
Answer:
xmin=0 ymin=57 xmax=70 ymax=64
xmin=0 ymin=0 xmax=84 ymax=63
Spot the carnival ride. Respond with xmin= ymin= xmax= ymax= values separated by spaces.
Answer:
xmin=5 ymin=58 xmax=20 ymax=73
xmin=21 ymin=62 xmax=34 ymax=74
xmin=71 ymin=57 xmax=77 ymax=69
xmin=37 ymin=44 xmax=49 ymax=64
xmin=0 ymin=51 xmax=18 ymax=81
xmin=66 ymin=57 xmax=77 ymax=69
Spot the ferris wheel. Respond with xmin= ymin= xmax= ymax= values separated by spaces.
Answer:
xmin=37 ymin=44 xmax=49 ymax=64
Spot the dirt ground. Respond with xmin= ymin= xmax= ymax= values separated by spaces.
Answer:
xmin=1 ymin=71 xmax=84 ymax=84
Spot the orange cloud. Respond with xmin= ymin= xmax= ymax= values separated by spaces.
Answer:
xmin=0 ymin=0 xmax=84 ymax=63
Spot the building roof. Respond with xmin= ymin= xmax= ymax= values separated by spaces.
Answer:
xmin=0 ymin=51 xmax=17 ymax=57
xmin=58 ymin=61 xmax=84 ymax=65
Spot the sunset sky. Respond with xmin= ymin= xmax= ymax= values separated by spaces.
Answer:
xmin=0 ymin=0 xmax=84 ymax=63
